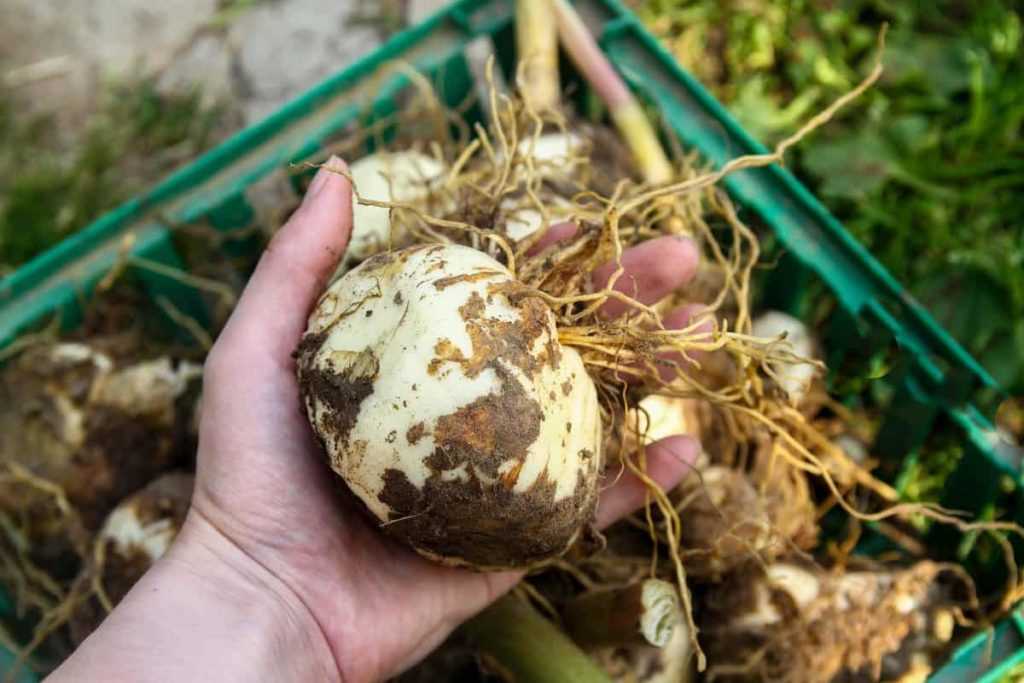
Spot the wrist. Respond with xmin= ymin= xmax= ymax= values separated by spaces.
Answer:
xmin=166 ymin=511 xmax=342 ymax=680
xmin=51 ymin=511 xmax=340 ymax=683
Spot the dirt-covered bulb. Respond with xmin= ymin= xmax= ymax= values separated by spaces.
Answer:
xmin=297 ymin=244 xmax=602 ymax=569
xmin=0 ymin=342 xmax=200 ymax=543
xmin=70 ymin=472 xmax=194 ymax=643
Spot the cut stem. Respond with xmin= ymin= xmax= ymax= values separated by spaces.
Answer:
xmin=464 ymin=595 xmax=613 ymax=683
xmin=550 ymin=0 xmax=672 ymax=184
xmin=516 ymin=0 xmax=561 ymax=112
xmin=563 ymin=578 xmax=681 ymax=648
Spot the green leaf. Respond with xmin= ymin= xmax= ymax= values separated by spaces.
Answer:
xmin=914 ymin=269 xmax=1010 ymax=354
xmin=730 ymin=76 xmax=822 ymax=141
xmin=887 ymin=114 xmax=934 ymax=153
xmin=979 ymin=328 xmax=1024 ymax=393
xmin=884 ymin=34 xmax=975 ymax=96
xmin=801 ymin=130 xmax=896 ymax=199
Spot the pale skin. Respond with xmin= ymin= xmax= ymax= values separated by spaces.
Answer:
xmin=50 ymin=157 xmax=703 ymax=683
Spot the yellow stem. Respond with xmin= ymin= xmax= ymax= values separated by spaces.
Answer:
xmin=611 ymin=100 xmax=673 ymax=184
xmin=465 ymin=596 xmax=613 ymax=683
xmin=550 ymin=0 xmax=673 ymax=184
xmin=517 ymin=0 xmax=561 ymax=112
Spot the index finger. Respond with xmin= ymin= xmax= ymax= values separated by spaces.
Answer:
xmin=593 ymin=236 xmax=699 ymax=318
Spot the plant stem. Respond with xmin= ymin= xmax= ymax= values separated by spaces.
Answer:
xmin=464 ymin=595 xmax=613 ymax=683
xmin=516 ymin=0 xmax=561 ymax=112
xmin=550 ymin=0 xmax=673 ymax=184
xmin=563 ymin=579 xmax=681 ymax=648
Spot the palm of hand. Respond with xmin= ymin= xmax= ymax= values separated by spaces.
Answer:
xmin=189 ymin=161 xmax=699 ymax=682
xmin=195 ymin=331 xmax=513 ymax=681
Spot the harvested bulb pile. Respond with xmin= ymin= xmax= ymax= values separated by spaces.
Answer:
xmin=289 ymin=5 xmax=1008 ymax=681
xmin=0 ymin=334 xmax=201 ymax=668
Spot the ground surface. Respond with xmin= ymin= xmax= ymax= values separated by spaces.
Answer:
xmin=0 ymin=0 xmax=446 ymax=271
xmin=2 ymin=0 xmax=394 ymax=128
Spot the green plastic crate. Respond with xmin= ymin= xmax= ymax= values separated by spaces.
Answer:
xmin=1 ymin=1 xmax=1019 ymax=679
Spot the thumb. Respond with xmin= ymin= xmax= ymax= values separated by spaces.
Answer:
xmin=213 ymin=157 xmax=353 ymax=368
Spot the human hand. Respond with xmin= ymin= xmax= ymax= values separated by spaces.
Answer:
xmin=53 ymin=158 xmax=702 ymax=683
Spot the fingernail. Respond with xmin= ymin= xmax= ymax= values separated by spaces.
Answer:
xmin=304 ymin=155 xmax=344 ymax=202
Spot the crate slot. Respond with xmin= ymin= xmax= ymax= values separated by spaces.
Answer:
xmin=931 ymin=610 xmax=1024 ymax=683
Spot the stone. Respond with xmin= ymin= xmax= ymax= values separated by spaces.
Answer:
xmin=227 ymin=0 xmax=383 ymax=123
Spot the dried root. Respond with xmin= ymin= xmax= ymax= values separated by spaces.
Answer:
xmin=672 ymin=462 xmax=817 ymax=580
xmin=700 ymin=560 xmax=968 ymax=683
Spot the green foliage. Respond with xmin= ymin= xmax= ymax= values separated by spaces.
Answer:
xmin=998 ymin=657 xmax=1024 ymax=683
xmin=0 ymin=78 xmax=225 ymax=273
xmin=637 ymin=0 xmax=1024 ymax=392
xmin=894 ymin=444 xmax=964 ymax=531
